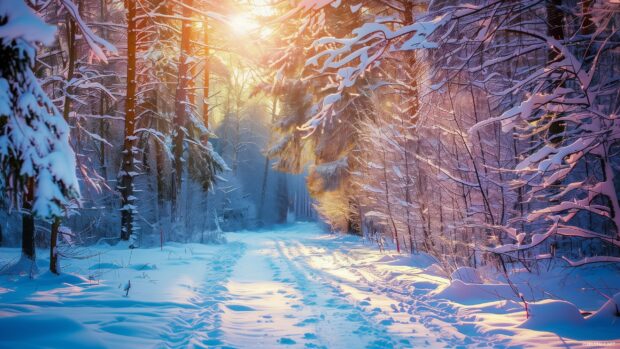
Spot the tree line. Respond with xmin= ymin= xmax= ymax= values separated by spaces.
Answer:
xmin=1 ymin=0 xmax=318 ymax=275
xmin=1 ymin=0 xmax=618 ymax=278
xmin=266 ymin=0 xmax=620 ymax=272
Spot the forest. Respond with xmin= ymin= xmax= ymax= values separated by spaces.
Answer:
xmin=1 ymin=0 xmax=619 ymax=348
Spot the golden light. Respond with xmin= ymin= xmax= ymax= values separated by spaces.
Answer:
xmin=230 ymin=14 xmax=260 ymax=34
xmin=193 ymin=20 xmax=203 ymax=30
xmin=249 ymin=0 xmax=275 ymax=17
xmin=228 ymin=0 xmax=275 ymax=37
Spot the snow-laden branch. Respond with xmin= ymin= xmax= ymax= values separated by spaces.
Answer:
xmin=562 ymin=256 xmax=620 ymax=266
xmin=300 ymin=13 xmax=450 ymax=134
xmin=0 ymin=0 xmax=56 ymax=45
xmin=59 ymin=0 xmax=118 ymax=63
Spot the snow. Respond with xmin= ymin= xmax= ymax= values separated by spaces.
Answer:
xmin=433 ymin=279 xmax=520 ymax=305
xmin=521 ymin=300 xmax=586 ymax=333
xmin=1 ymin=223 xmax=619 ymax=348
xmin=0 ymin=313 xmax=106 ymax=349
xmin=520 ymin=296 xmax=620 ymax=340
xmin=450 ymin=267 xmax=483 ymax=284
xmin=0 ymin=0 xmax=56 ymax=45
xmin=58 ymin=0 xmax=117 ymax=63
xmin=296 ymin=0 xmax=338 ymax=11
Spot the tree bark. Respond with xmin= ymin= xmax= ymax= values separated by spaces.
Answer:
xmin=22 ymin=178 xmax=36 ymax=260
xmin=119 ymin=0 xmax=138 ymax=240
xmin=203 ymin=18 xmax=210 ymax=137
xmin=155 ymin=115 xmax=166 ymax=212
xmin=154 ymin=0 xmax=173 ymax=219
xmin=50 ymin=3 xmax=79 ymax=272
xmin=382 ymin=149 xmax=400 ymax=253
xmin=50 ymin=218 xmax=60 ymax=274
xmin=258 ymin=96 xmax=278 ymax=224
xmin=171 ymin=0 xmax=193 ymax=222
xmin=62 ymin=11 xmax=77 ymax=121
xmin=99 ymin=92 xmax=107 ymax=179
xmin=546 ymin=0 xmax=566 ymax=143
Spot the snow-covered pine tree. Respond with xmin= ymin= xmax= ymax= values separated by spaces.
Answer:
xmin=0 ymin=0 xmax=80 ymax=266
xmin=185 ymin=2 xmax=226 ymax=197
xmin=35 ymin=0 xmax=117 ymax=272
xmin=266 ymin=1 xmax=375 ymax=233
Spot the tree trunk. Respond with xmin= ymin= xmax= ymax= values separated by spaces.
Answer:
xmin=153 ymin=0 xmax=172 ymax=223
xmin=203 ymin=19 xmax=210 ymax=136
xmin=22 ymin=178 xmax=35 ymax=260
xmin=580 ymin=0 xmax=596 ymax=67
xmin=546 ymin=0 xmax=565 ymax=143
xmin=50 ymin=218 xmax=60 ymax=274
xmin=119 ymin=0 xmax=138 ymax=241
xmin=50 ymin=4 xmax=79 ymax=272
xmin=62 ymin=11 xmax=77 ymax=121
xmin=155 ymin=115 xmax=166 ymax=212
xmin=171 ymin=0 xmax=193 ymax=222
xmin=98 ymin=0 xmax=109 ymax=182
xmin=258 ymin=96 xmax=278 ymax=224
xmin=277 ymin=173 xmax=288 ymax=223
xmin=382 ymin=149 xmax=400 ymax=253
xmin=99 ymin=92 xmax=107 ymax=179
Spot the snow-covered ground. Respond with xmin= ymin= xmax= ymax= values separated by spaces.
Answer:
xmin=1 ymin=222 xmax=619 ymax=348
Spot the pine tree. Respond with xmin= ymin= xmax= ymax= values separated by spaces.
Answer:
xmin=0 ymin=1 xmax=80 ymax=264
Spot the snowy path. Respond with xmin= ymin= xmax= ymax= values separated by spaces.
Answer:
xmin=212 ymin=227 xmax=500 ymax=349
xmin=162 ymin=241 xmax=245 ymax=347
xmin=219 ymin=234 xmax=419 ymax=348
xmin=2 ymin=222 xmax=617 ymax=349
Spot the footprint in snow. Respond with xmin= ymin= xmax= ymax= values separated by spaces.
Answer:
xmin=379 ymin=318 xmax=394 ymax=326
xmin=346 ymin=313 xmax=364 ymax=322
xmin=278 ymin=337 xmax=296 ymax=345
xmin=294 ymin=317 xmax=319 ymax=327
xmin=225 ymin=304 xmax=255 ymax=311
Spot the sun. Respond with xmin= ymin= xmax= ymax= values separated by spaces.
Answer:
xmin=230 ymin=14 xmax=260 ymax=34
xmin=228 ymin=0 xmax=276 ymax=36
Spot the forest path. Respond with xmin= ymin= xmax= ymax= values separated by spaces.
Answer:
xmin=0 ymin=223 xmax=606 ymax=349
xmin=209 ymin=223 xmax=495 ymax=349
